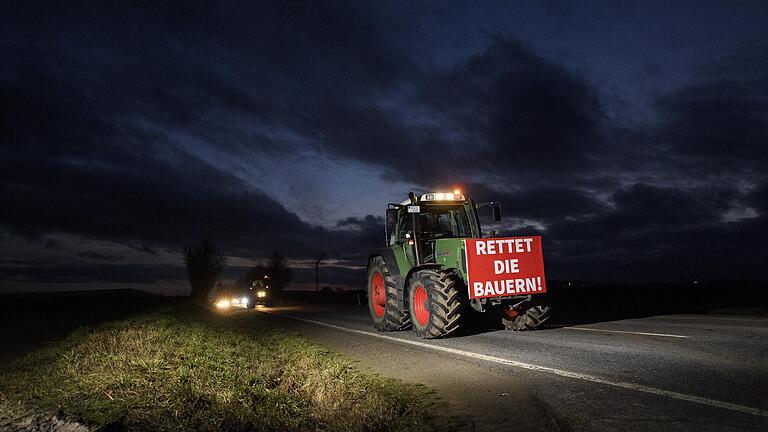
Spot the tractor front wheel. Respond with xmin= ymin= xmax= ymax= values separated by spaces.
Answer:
xmin=367 ymin=256 xmax=410 ymax=331
xmin=502 ymin=304 xmax=551 ymax=331
xmin=407 ymin=269 xmax=461 ymax=339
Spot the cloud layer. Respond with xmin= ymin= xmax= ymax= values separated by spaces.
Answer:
xmin=1 ymin=1 xmax=766 ymax=290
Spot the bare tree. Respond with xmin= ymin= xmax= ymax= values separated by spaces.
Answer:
xmin=183 ymin=241 xmax=226 ymax=299
xmin=265 ymin=251 xmax=292 ymax=302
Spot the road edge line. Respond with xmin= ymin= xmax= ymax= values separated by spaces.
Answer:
xmin=563 ymin=327 xmax=688 ymax=338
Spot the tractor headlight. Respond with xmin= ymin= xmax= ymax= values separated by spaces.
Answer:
xmin=216 ymin=299 xmax=230 ymax=309
xmin=231 ymin=298 xmax=241 ymax=304
xmin=257 ymin=290 xmax=266 ymax=298
xmin=421 ymin=192 xmax=465 ymax=202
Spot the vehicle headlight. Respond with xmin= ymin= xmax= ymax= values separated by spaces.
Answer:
xmin=216 ymin=299 xmax=230 ymax=308
xmin=241 ymin=297 xmax=249 ymax=305
xmin=232 ymin=298 xmax=240 ymax=304
xmin=257 ymin=290 xmax=266 ymax=298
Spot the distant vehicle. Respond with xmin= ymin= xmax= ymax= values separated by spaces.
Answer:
xmin=250 ymin=279 xmax=274 ymax=307
xmin=367 ymin=190 xmax=550 ymax=338
xmin=213 ymin=276 xmax=275 ymax=310
xmin=214 ymin=295 xmax=251 ymax=310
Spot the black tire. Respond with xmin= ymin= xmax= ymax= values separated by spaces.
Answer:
xmin=368 ymin=256 xmax=410 ymax=331
xmin=502 ymin=304 xmax=551 ymax=331
xmin=407 ymin=269 xmax=461 ymax=339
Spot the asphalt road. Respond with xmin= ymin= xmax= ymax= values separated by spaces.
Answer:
xmin=261 ymin=304 xmax=768 ymax=432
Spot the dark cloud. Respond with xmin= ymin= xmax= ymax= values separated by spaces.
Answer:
xmin=128 ymin=244 xmax=158 ymax=255
xmin=0 ymin=263 xmax=185 ymax=284
xmin=656 ymin=77 xmax=768 ymax=175
xmin=77 ymin=251 xmax=126 ymax=262
xmin=43 ymin=238 xmax=60 ymax=250
xmin=469 ymin=49 xmax=768 ymax=282
xmin=1 ymin=1 xmax=766 ymax=289
xmin=302 ymin=37 xmax=606 ymax=187
xmin=520 ymin=183 xmax=766 ymax=281
xmin=418 ymin=38 xmax=603 ymax=180
xmin=751 ymin=182 xmax=768 ymax=212
xmin=1 ymin=0 xmax=413 ymax=154
xmin=473 ymin=186 xmax=608 ymax=221
xmin=1 ymin=1 xmax=392 ymax=260
xmin=607 ymin=184 xmax=737 ymax=229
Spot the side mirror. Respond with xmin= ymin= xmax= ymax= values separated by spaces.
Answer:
xmin=492 ymin=203 xmax=502 ymax=222
xmin=386 ymin=208 xmax=398 ymax=225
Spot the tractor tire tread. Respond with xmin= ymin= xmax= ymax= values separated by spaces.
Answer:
xmin=409 ymin=269 xmax=462 ymax=339
xmin=503 ymin=305 xmax=552 ymax=331
xmin=369 ymin=256 xmax=411 ymax=331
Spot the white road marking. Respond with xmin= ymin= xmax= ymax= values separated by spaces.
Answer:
xmin=272 ymin=312 xmax=766 ymax=418
xmin=563 ymin=327 xmax=689 ymax=338
xmin=655 ymin=315 xmax=768 ymax=323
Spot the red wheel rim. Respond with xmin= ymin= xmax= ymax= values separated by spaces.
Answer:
xmin=413 ymin=285 xmax=429 ymax=326
xmin=503 ymin=308 xmax=520 ymax=320
xmin=371 ymin=272 xmax=386 ymax=318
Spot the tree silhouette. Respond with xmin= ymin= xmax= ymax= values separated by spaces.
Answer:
xmin=265 ymin=251 xmax=292 ymax=302
xmin=183 ymin=241 xmax=226 ymax=299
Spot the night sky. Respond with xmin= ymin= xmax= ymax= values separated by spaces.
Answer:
xmin=2 ymin=1 xmax=767 ymax=294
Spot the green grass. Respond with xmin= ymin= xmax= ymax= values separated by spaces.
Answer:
xmin=0 ymin=302 xmax=448 ymax=431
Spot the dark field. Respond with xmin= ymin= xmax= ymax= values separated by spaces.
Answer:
xmin=0 ymin=290 xmax=175 ymax=364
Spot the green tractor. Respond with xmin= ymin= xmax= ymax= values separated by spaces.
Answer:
xmin=367 ymin=191 xmax=551 ymax=338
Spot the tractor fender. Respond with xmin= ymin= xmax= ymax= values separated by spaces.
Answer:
xmin=367 ymin=248 xmax=405 ymax=304
xmin=367 ymin=248 xmax=400 ymax=277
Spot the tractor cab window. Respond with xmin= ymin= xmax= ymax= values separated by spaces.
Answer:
xmin=418 ymin=206 xmax=472 ymax=239
xmin=396 ymin=209 xmax=413 ymax=243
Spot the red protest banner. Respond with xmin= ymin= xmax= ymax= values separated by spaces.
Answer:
xmin=464 ymin=236 xmax=547 ymax=299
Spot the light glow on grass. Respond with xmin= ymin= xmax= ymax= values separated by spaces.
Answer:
xmin=0 ymin=302 xmax=447 ymax=431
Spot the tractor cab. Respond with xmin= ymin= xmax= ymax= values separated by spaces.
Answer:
xmin=386 ymin=191 xmax=500 ymax=265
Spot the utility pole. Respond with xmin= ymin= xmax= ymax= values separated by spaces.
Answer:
xmin=315 ymin=252 xmax=326 ymax=292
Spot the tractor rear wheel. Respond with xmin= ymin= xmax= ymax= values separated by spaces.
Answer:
xmin=408 ymin=269 xmax=461 ymax=339
xmin=367 ymin=256 xmax=410 ymax=331
xmin=502 ymin=304 xmax=551 ymax=331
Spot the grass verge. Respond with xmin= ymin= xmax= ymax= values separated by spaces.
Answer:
xmin=0 ymin=301 xmax=448 ymax=431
